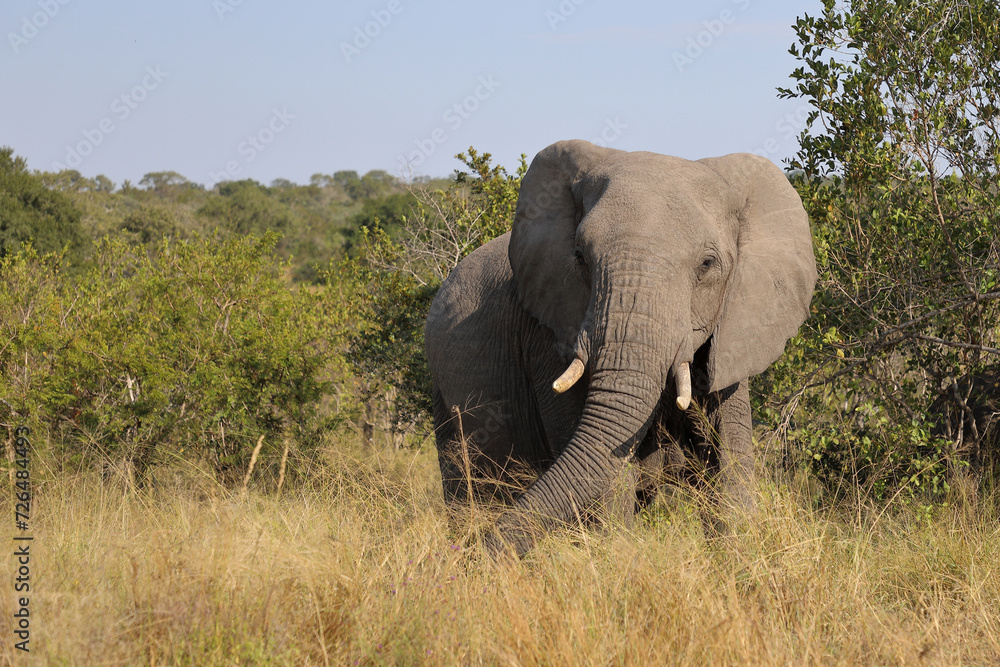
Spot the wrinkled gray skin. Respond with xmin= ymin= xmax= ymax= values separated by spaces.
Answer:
xmin=425 ymin=140 xmax=817 ymax=557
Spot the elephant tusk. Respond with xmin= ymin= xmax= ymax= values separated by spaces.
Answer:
xmin=675 ymin=362 xmax=692 ymax=410
xmin=552 ymin=358 xmax=585 ymax=394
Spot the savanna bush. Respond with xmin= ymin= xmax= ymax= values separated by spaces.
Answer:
xmin=761 ymin=0 xmax=1000 ymax=504
xmin=345 ymin=148 xmax=525 ymax=435
xmin=0 ymin=233 xmax=346 ymax=484
xmin=0 ymin=146 xmax=88 ymax=264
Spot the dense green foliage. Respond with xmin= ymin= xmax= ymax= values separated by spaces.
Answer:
xmin=346 ymin=149 xmax=526 ymax=433
xmin=198 ymin=179 xmax=295 ymax=236
xmin=0 ymin=147 xmax=88 ymax=263
xmin=765 ymin=0 xmax=1000 ymax=503
xmin=0 ymin=235 xmax=346 ymax=483
xmin=31 ymin=162 xmax=412 ymax=281
xmin=0 ymin=143 xmax=518 ymax=483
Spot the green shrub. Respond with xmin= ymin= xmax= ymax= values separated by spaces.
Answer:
xmin=0 ymin=233 xmax=345 ymax=484
xmin=345 ymin=148 xmax=526 ymax=435
xmin=198 ymin=180 xmax=295 ymax=236
xmin=766 ymin=0 xmax=1000 ymax=503
xmin=0 ymin=147 xmax=88 ymax=263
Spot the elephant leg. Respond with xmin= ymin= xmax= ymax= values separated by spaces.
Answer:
xmin=433 ymin=388 xmax=471 ymax=506
xmin=434 ymin=389 xmax=541 ymax=507
xmin=700 ymin=380 xmax=756 ymax=531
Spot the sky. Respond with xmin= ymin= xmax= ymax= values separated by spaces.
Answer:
xmin=1 ymin=0 xmax=824 ymax=188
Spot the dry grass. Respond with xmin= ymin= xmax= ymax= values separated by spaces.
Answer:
xmin=3 ymin=441 xmax=1000 ymax=666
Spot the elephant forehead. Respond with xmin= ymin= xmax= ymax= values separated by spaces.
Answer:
xmin=603 ymin=151 xmax=730 ymax=187
xmin=579 ymin=182 xmax=737 ymax=245
xmin=594 ymin=157 xmax=739 ymax=216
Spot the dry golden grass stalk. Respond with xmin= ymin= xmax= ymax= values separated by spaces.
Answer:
xmin=1 ymin=439 xmax=998 ymax=665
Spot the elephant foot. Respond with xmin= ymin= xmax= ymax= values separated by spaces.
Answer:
xmin=700 ymin=491 xmax=758 ymax=542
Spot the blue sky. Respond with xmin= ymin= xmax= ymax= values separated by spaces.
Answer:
xmin=2 ymin=0 xmax=823 ymax=187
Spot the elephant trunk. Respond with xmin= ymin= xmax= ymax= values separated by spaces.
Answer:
xmin=493 ymin=278 xmax=690 ymax=555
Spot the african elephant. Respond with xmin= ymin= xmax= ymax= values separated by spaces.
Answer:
xmin=424 ymin=140 xmax=817 ymax=556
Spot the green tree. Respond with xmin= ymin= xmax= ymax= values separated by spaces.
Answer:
xmin=139 ymin=171 xmax=194 ymax=192
xmin=355 ymin=169 xmax=398 ymax=199
xmin=331 ymin=170 xmax=360 ymax=196
xmin=346 ymin=192 xmax=417 ymax=248
xmin=0 ymin=147 xmax=88 ymax=263
xmin=310 ymin=173 xmax=332 ymax=189
xmin=94 ymin=174 xmax=115 ymax=193
xmin=198 ymin=180 xmax=294 ymax=236
xmin=120 ymin=204 xmax=182 ymax=244
xmin=314 ymin=169 xmax=402 ymax=201
xmin=136 ymin=171 xmax=204 ymax=206
xmin=346 ymin=148 xmax=526 ymax=433
xmin=38 ymin=169 xmax=114 ymax=193
xmin=770 ymin=0 xmax=1000 ymax=498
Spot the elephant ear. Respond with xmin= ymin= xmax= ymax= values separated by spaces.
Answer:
xmin=698 ymin=153 xmax=817 ymax=393
xmin=509 ymin=140 xmax=620 ymax=354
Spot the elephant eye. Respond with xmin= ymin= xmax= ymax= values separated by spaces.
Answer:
xmin=698 ymin=255 xmax=717 ymax=275
xmin=574 ymin=247 xmax=586 ymax=265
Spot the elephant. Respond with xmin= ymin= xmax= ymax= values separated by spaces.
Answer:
xmin=424 ymin=139 xmax=817 ymax=557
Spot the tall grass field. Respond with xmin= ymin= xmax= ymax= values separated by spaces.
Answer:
xmin=3 ymin=437 xmax=999 ymax=665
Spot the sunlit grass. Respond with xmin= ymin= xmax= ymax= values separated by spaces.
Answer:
xmin=3 ymin=440 xmax=999 ymax=665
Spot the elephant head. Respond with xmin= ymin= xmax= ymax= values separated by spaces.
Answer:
xmin=495 ymin=139 xmax=816 ymax=553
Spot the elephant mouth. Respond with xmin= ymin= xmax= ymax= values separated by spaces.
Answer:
xmin=551 ymin=350 xmax=694 ymax=408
